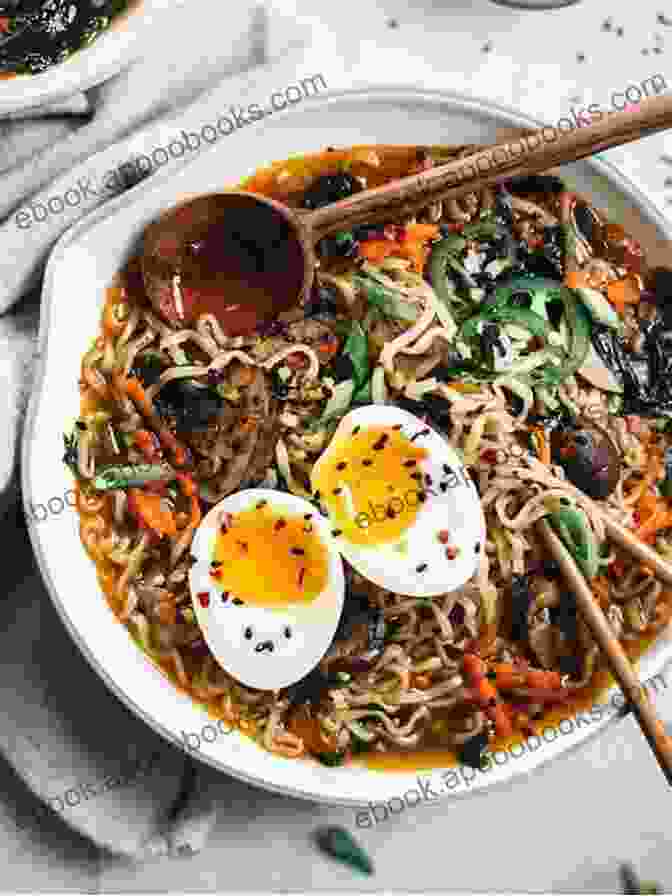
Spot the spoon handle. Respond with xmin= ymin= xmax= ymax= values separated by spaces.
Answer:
xmin=537 ymin=519 xmax=672 ymax=787
xmin=305 ymin=92 xmax=672 ymax=243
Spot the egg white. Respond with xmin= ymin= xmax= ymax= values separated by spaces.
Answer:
xmin=188 ymin=489 xmax=345 ymax=690
xmin=310 ymin=405 xmax=486 ymax=597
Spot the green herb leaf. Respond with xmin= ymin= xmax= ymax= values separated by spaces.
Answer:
xmin=354 ymin=275 xmax=419 ymax=323
xmin=313 ymin=826 xmax=374 ymax=875
xmin=315 ymin=751 xmax=346 ymax=767
xmin=343 ymin=321 xmax=370 ymax=390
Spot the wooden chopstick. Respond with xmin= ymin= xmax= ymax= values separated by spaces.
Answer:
xmin=536 ymin=518 xmax=672 ymax=786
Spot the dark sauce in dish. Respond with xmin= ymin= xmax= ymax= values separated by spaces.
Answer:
xmin=0 ymin=0 xmax=128 ymax=75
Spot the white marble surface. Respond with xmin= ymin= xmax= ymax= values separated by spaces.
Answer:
xmin=2 ymin=0 xmax=672 ymax=890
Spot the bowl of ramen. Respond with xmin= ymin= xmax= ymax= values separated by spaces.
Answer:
xmin=24 ymin=87 xmax=672 ymax=807
xmin=0 ymin=0 xmax=151 ymax=114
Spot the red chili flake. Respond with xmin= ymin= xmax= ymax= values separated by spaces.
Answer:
xmin=210 ymin=568 xmax=222 ymax=580
xmin=383 ymin=223 xmax=400 ymax=241
xmin=437 ymin=530 xmax=451 ymax=544
xmin=480 ymin=448 xmax=498 ymax=463
xmin=559 ymin=444 xmax=577 ymax=459
xmin=623 ymin=237 xmax=644 ymax=273
xmin=609 ymin=558 xmax=626 ymax=578
xmin=236 ymin=540 xmax=249 ymax=552
xmin=197 ymin=591 xmax=210 ymax=608
xmin=285 ymin=352 xmax=309 ymax=370
xmin=446 ymin=221 xmax=465 ymax=233
xmin=298 ymin=567 xmax=306 ymax=588
xmin=274 ymin=518 xmax=287 ymax=531
xmin=445 ymin=546 xmax=459 ymax=560
xmin=632 ymin=511 xmax=641 ymax=527
xmin=220 ymin=512 xmax=233 ymax=534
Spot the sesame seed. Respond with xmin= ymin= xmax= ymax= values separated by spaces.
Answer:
xmin=331 ymin=529 xmax=343 ymax=537
xmin=416 ymin=563 xmax=428 ymax=573
xmin=210 ymin=560 xmax=222 ymax=568
xmin=442 ymin=464 xmax=452 ymax=475
xmin=362 ymin=459 xmax=373 ymax=467
xmin=336 ymin=461 xmax=347 ymax=471
xmin=387 ymin=507 xmax=396 ymax=519
xmin=236 ymin=540 xmax=248 ymax=552
xmin=256 ymin=499 xmax=268 ymax=508
xmin=221 ymin=592 xmax=229 ymax=603
xmin=274 ymin=518 xmax=287 ymax=531
xmin=475 ymin=542 xmax=481 ymax=554
xmin=373 ymin=434 xmax=389 ymax=451
xmin=417 ymin=492 xmax=427 ymax=502
xmin=304 ymin=513 xmax=313 ymax=520
xmin=425 ymin=474 xmax=433 ymax=486
xmin=440 ymin=482 xmax=448 ymax=493
xmin=411 ymin=472 xmax=422 ymax=481
xmin=313 ymin=490 xmax=321 ymax=501
xmin=188 ymin=554 xmax=198 ymax=566
xmin=403 ymin=460 xmax=417 ymax=467
xmin=332 ymin=487 xmax=343 ymax=496
xmin=352 ymin=425 xmax=361 ymax=435
xmin=393 ymin=424 xmax=403 ymax=430
xmin=291 ymin=547 xmax=305 ymax=556
xmin=232 ymin=598 xmax=244 ymax=605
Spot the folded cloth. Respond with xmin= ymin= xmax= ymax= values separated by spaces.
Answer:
xmin=0 ymin=0 xmax=339 ymax=860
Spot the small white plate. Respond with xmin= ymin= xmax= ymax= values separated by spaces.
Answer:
xmin=0 ymin=0 xmax=157 ymax=115
xmin=23 ymin=86 xmax=672 ymax=808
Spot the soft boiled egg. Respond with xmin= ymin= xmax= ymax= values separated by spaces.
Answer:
xmin=188 ymin=489 xmax=345 ymax=690
xmin=310 ymin=405 xmax=485 ymax=597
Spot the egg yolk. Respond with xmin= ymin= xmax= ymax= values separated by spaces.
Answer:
xmin=212 ymin=505 xmax=328 ymax=607
xmin=312 ymin=425 xmax=429 ymax=547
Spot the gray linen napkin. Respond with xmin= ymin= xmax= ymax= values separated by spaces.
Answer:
xmin=0 ymin=0 xmax=332 ymax=859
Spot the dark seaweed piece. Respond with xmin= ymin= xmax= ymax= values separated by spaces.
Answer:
xmin=514 ymin=247 xmax=564 ymax=281
xmin=129 ymin=355 xmax=164 ymax=388
xmin=305 ymin=282 xmax=339 ymax=319
xmin=326 ymin=353 xmax=356 ymax=384
xmin=493 ymin=187 xmax=513 ymax=229
xmin=541 ymin=225 xmax=565 ymax=277
xmin=457 ymin=730 xmax=489 ymax=769
xmin=591 ymin=322 xmax=672 ymax=418
xmin=557 ymin=655 xmax=581 ymax=677
xmin=316 ymin=232 xmax=359 ymax=260
xmin=62 ymin=430 xmax=79 ymax=474
xmin=649 ymin=267 xmax=672 ymax=325
xmin=285 ymin=666 xmax=334 ymax=705
xmin=395 ymin=394 xmax=453 ymax=434
xmin=510 ymin=574 xmax=532 ymax=641
xmin=572 ymin=202 xmax=596 ymax=244
xmin=313 ymin=826 xmax=374 ymax=875
xmin=333 ymin=591 xmax=371 ymax=641
xmin=367 ymin=609 xmax=386 ymax=653
xmin=549 ymin=591 xmax=578 ymax=640
xmin=508 ymin=174 xmax=565 ymax=194
xmin=351 ymin=224 xmax=385 ymax=242
xmin=542 ymin=558 xmax=561 ymax=579
xmin=302 ymin=172 xmax=361 ymax=210
xmin=154 ymin=380 xmax=223 ymax=431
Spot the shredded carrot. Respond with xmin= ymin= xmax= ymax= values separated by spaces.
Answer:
xmin=134 ymin=430 xmax=162 ymax=462
xmin=494 ymin=662 xmax=519 ymax=690
xmin=398 ymin=239 xmax=430 ymax=273
xmin=526 ymin=669 xmax=562 ymax=690
xmin=402 ymin=223 xmax=440 ymax=242
xmin=157 ymin=601 xmax=177 ymax=626
xmin=0 ymin=17 xmax=10 ymax=32
xmin=606 ymin=274 xmax=641 ymax=314
xmin=358 ymin=239 xmax=399 ymax=262
xmin=531 ymin=427 xmax=550 ymax=466
xmin=128 ymin=489 xmax=177 ymax=537
xmin=564 ymin=270 xmax=592 ymax=290
xmin=636 ymin=508 xmax=672 ymax=543
xmin=287 ymin=712 xmax=336 ymax=754
xmin=235 ymin=365 xmax=256 ymax=385
xmin=122 ymin=375 xmax=189 ymax=467
xmin=102 ymin=289 xmax=127 ymax=337
xmin=463 ymin=653 xmax=513 ymax=737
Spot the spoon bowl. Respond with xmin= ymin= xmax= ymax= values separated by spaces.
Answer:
xmin=140 ymin=93 xmax=672 ymax=337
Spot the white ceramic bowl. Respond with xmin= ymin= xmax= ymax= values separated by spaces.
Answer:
xmin=0 ymin=0 xmax=159 ymax=115
xmin=23 ymin=86 xmax=672 ymax=808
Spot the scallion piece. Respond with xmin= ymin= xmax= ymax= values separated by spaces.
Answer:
xmin=93 ymin=463 xmax=174 ymax=491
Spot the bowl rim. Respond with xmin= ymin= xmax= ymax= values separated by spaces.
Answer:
xmin=0 ymin=0 xmax=150 ymax=114
xmin=23 ymin=83 xmax=672 ymax=808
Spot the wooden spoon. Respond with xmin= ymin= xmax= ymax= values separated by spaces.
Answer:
xmin=141 ymin=92 xmax=672 ymax=334
xmin=537 ymin=518 xmax=672 ymax=786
